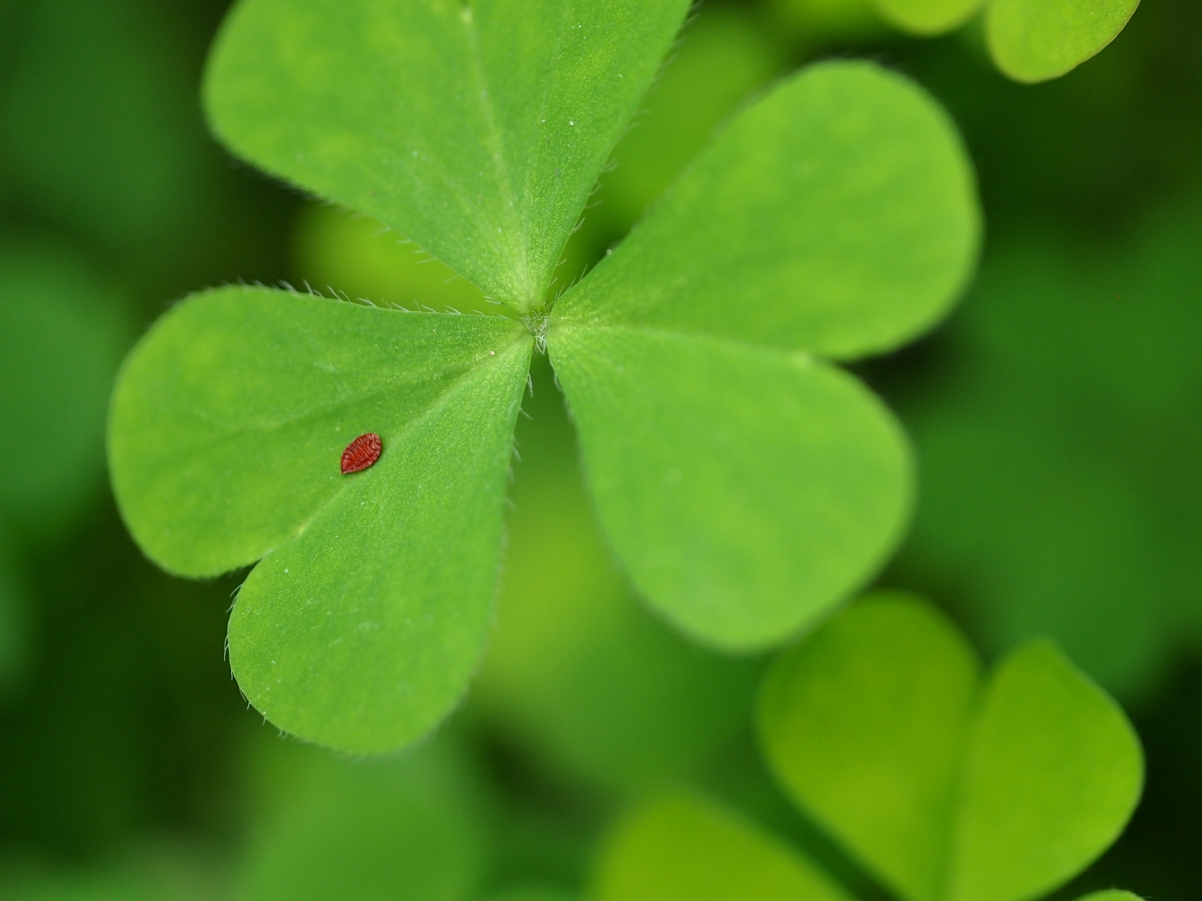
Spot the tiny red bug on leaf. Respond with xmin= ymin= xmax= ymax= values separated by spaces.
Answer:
xmin=341 ymin=433 xmax=383 ymax=474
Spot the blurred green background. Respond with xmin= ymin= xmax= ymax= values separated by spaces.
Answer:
xmin=0 ymin=0 xmax=1199 ymax=899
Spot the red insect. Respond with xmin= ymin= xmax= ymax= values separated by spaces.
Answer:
xmin=340 ymin=432 xmax=383 ymax=474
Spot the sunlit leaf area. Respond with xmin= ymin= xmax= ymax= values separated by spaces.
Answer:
xmin=0 ymin=0 xmax=1198 ymax=899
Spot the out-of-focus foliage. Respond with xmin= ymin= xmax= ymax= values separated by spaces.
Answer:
xmin=598 ymin=594 xmax=1143 ymax=901
xmin=596 ymin=792 xmax=852 ymax=901
xmin=292 ymin=205 xmax=492 ymax=313
xmin=0 ymin=245 xmax=128 ymax=531
xmin=759 ymin=594 xmax=1141 ymax=901
xmin=0 ymin=0 xmax=284 ymax=296
xmin=987 ymin=0 xmax=1142 ymax=83
xmin=479 ymin=890 xmax=577 ymax=901
xmin=772 ymin=0 xmax=1141 ymax=82
xmin=766 ymin=0 xmax=888 ymax=45
xmin=0 ymin=0 xmax=211 ymax=261
xmin=0 ymin=856 xmax=211 ymax=901
xmin=235 ymin=736 xmax=488 ymax=901
xmin=874 ymin=0 xmax=978 ymax=35
xmin=897 ymin=200 xmax=1202 ymax=697
xmin=472 ymin=357 xmax=761 ymax=794
xmin=0 ymin=242 xmax=128 ymax=687
xmin=0 ymin=536 xmax=24 ymax=688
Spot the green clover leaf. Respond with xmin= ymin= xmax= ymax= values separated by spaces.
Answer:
xmin=109 ymin=0 xmax=979 ymax=753
xmin=871 ymin=0 xmax=1141 ymax=82
xmin=758 ymin=594 xmax=1142 ymax=901
xmin=595 ymin=594 xmax=1144 ymax=901
xmin=986 ymin=0 xmax=1142 ymax=82
xmin=597 ymin=792 xmax=854 ymax=901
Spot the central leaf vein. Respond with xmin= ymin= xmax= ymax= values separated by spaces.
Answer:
xmin=461 ymin=6 xmax=530 ymax=303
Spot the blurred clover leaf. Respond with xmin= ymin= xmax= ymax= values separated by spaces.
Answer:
xmin=768 ymin=0 xmax=890 ymax=47
xmin=596 ymin=594 xmax=1144 ymax=901
xmin=871 ymin=0 xmax=1140 ymax=82
xmin=109 ymin=0 xmax=979 ymax=753
xmin=0 ymin=533 xmax=25 ymax=692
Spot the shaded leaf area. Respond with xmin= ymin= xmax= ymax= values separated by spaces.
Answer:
xmin=205 ymin=0 xmax=690 ymax=312
xmin=0 ymin=245 xmax=129 ymax=532
xmin=0 ymin=538 xmax=24 ymax=691
xmin=110 ymin=287 xmax=532 ymax=753
xmin=471 ymin=357 xmax=762 ymax=794
xmin=234 ymin=735 xmax=489 ymax=901
xmin=891 ymin=0 xmax=1202 ymax=243
xmin=596 ymin=793 xmax=854 ymax=901
xmin=0 ymin=730 xmax=581 ymax=901
xmin=597 ymin=595 xmax=1143 ymax=901
xmin=0 ymin=513 xmax=251 ymax=867
xmin=766 ymin=0 xmax=891 ymax=46
xmin=1084 ymin=656 xmax=1202 ymax=901
xmin=0 ymin=242 xmax=129 ymax=690
xmin=0 ymin=0 xmax=292 ymax=299
xmin=0 ymin=860 xmax=211 ymax=901
xmin=479 ymin=891 xmax=577 ymax=901
xmin=894 ymin=201 xmax=1202 ymax=697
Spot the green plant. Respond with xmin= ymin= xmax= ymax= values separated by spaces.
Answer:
xmin=107 ymin=0 xmax=978 ymax=754
xmin=596 ymin=593 xmax=1144 ymax=901
xmin=769 ymin=0 xmax=1141 ymax=84
xmin=872 ymin=0 xmax=1142 ymax=82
